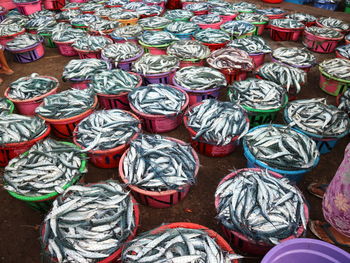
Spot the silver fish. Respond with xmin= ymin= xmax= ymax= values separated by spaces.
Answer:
xmin=5 ymin=33 xmax=42 ymax=50
xmin=220 ymin=20 xmax=255 ymax=37
xmin=317 ymin=17 xmax=350 ymax=31
xmin=335 ymin=44 xmax=350 ymax=59
xmin=61 ymin=2 xmax=82 ymax=10
xmin=269 ymin=19 xmax=304 ymax=29
xmin=272 ymin=47 xmax=316 ymax=67
xmin=237 ymin=13 xmax=269 ymax=23
xmin=55 ymin=9 xmax=82 ymax=21
xmin=25 ymin=16 xmax=56 ymax=31
xmin=72 ymin=35 xmax=112 ymax=51
xmin=164 ymin=9 xmax=194 ymax=21
xmin=80 ymin=3 xmax=101 ymax=12
xmin=132 ymin=54 xmax=179 ymax=75
xmin=286 ymin=13 xmax=316 ymax=23
xmin=102 ymin=42 xmax=143 ymax=64
xmin=70 ymin=14 xmax=101 ymax=27
xmin=191 ymin=14 xmax=222 ymax=24
xmin=123 ymin=1 xmax=146 ymax=10
xmin=304 ymin=26 xmax=343 ymax=38
xmin=227 ymin=36 xmax=271 ymax=54
xmin=88 ymin=20 xmax=119 ymax=32
xmin=136 ymin=5 xmax=163 ymax=16
xmin=28 ymin=10 xmax=55 ymax=19
xmin=338 ymin=89 xmax=350 ymax=115
xmin=138 ymin=30 xmax=178 ymax=46
xmin=138 ymin=16 xmax=171 ymax=29
xmin=0 ymin=98 xmax=13 ymax=114
xmin=165 ymin=21 xmax=199 ymax=34
xmin=231 ymin=1 xmax=256 ymax=12
xmin=210 ymin=6 xmax=238 ymax=16
xmin=109 ymin=11 xmax=139 ymax=20
xmin=194 ymin=28 xmax=230 ymax=43
xmin=319 ymin=58 xmax=350 ymax=80
xmin=62 ymin=59 xmax=110 ymax=80
xmin=0 ymin=23 xmax=23 ymax=36
xmin=106 ymin=0 xmax=128 ymax=5
xmin=110 ymin=24 xmax=143 ymax=40
xmin=256 ymin=8 xmax=285 ymax=15
xmin=52 ymin=26 xmax=87 ymax=43
xmin=208 ymin=0 xmax=233 ymax=8
xmin=184 ymin=2 xmax=210 ymax=12
xmin=207 ymin=47 xmax=254 ymax=70
xmin=167 ymin=40 xmax=210 ymax=60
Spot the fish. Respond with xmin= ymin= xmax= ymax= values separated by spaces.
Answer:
xmin=346 ymin=34 xmax=350 ymax=41
xmin=72 ymin=35 xmax=113 ymax=51
xmin=132 ymin=54 xmax=179 ymax=75
xmin=229 ymin=78 xmax=287 ymax=110
xmin=122 ymin=227 xmax=242 ymax=262
xmin=165 ymin=21 xmax=199 ymax=34
xmin=338 ymin=89 xmax=350 ymax=115
xmin=272 ymin=47 xmax=316 ymax=67
xmin=102 ymin=42 xmax=143 ymax=64
xmin=231 ymin=1 xmax=256 ymax=12
xmin=0 ymin=114 xmax=47 ymax=144
xmin=174 ymin=66 xmax=226 ymax=90
xmin=88 ymin=20 xmax=119 ymax=32
xmin=123 ymin=1 xmax=146 ymax=10
xmin=0 ymin=23 xmax=23 ymax=36
xmin=319 ymin=58 xmax=350 ymax=80
xmin=138 ymin=16 xmax=172 ymax=29
xmin=208 ymin=0 xmax=233 ymax=8
xmin=138 ymin=30 xmax=179 ymax=46
xmin=25 ymin=16 xmax=57 ymax=31
xmin=106 ymin=0 xmax=128 ymax=5
xmin=215 ymin=169 xmax=307 ymax=245
xmin=184 ymin=2 xmax=210 ymax=12
xmin=80 ymin=3 xmax=101 ymax=12
xmin=317 ymin=17 xmax=350 ymax=32
xmin=62 ymin=59 xmax=110 ymax=80
xmin=164 ymin=9 xmax=194 ymax=21
xmin=28 ymin=10 xmax=56 ymax=19
xmin=0 ymin=98 xmax=13 ymax=114
xmin=207 ymin=47 xmax=254 ymax=70
xmin=42 ymin=180 xmax=136 ymax=263
xmin=122 ymin=134 xmax=197 ymax=191
xmin=90 ymin=69 xmax=140 ymax=95
xmin=210 ymin=6 xmax=238 ymax=16
xmin=70 ymin=14 xmax=101 ymax=27
xmin=94 ymin=7 xmax=114 ymax=18
xmin=3 ymin=138 xmax=86 ymax=196
xmin=227 ymin=36 xmax=271 ymax=54
xmin=193 ymin=28 xmax=230 ymax=43
xmin=243 ymin=124 xmax=320 ymax=170
xmin=109 ymin=11 xmax=139 ymax=20
xmin=304 ymin=26 xmax=343 ymax=39
xmin=7 ymin=73 xmax=57 ymax=100
xmin=0 ymin=15 xmax=28 ymax=26
xmin=335 ymin=44 xmax=350 ymax=59
xmin=35 ymin=89 xmax=95 ymax=119
xmin=269 ymin=19 xmax=304 ymax=29
xmin=286 ymin=98 xmax=350 ymax=137
xmin=167 ymin=40 xmax=210 ymax=60
xmin=110 ymin=24 xmax=143 ymax=40
xmin=5 ymin=33 xmax=42 ymax=50
xmin=55 ymin=9 xmax=82 ymax=21
xmin=191 ymin=14 xmax=222 ymax=25
xmin=256 ymin=62 xmax=306 ymax=94
xmin=186 ymin=99 xmax=249 ymax=145
xmin=75 ymin=109 xmax=140 ymax=151
xmin=52 ymin=26 xmax=87 ymax=43
xmin=286 ymin=13 xmax=316 ymax=23
xmin=256 ymin=8 xmax=285 ymax=15
xmin=128 ymin=84 xmax=187 ymax=115
xmin=137 ymin=5 xmax=163 ymax=16
xmin=61 ymin=2 xmax=82 ymax=10
xmin=237 ymin=13 xmax=269 ymax=23
xmin=220 ymin=20 xmax=255 ymax=37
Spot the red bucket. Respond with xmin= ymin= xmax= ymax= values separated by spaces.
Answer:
xmin=38 ymin=97 xmax=98 ymax=138
xmin=74 ymin=48 xmax=102 ymax=59
xmin=179 ymin=58 xmax=205 ymax=68
xmin=44 ymin=0 xmax=65 ymax=10
xmin=211 ymin=14 xmax=238 ymax=23
xmin=193 ymin=20 xmax=224 ymax=30
xmin=192 ymin=10 xmax=208 ymax=16
xmin=315 ymin=20 xmax=349 ymax=35
xmin=69 ymin=78 xmax=91 ymax=90
xmin=262 ymin=0 xmax=283 ymax=3
xmin=129 ymin=86 xmax=189 ymax=133
xmin=0 ymin=28 xmax=25 ymax=46
xmin=0 ymin=124 xmax=51 ymax=167
xmin=215 ymin=168 xmax=308 ymax=255
xmin=198 ymin=40 xmax=229 ymax=52
xmin=249 ymin=53 xmax=265 ymax=68
xmin=269 ymin=25 xmax=304 ymax=41
xmin=319 ymin=69 xmax=350 ymax=97
xmin=54 ymin=40 xmax=78 ymax=56
xmin=118 ymin=137 xmax=199 ymax=208
xmin=4 ymin=76 xmax=59 ymax=116
xmin=15 ymin=0 xmax=42 ymax=15
xmin=302 ymin=30 xmax=344 ymax=54
xmin=220 ymin=68 xmax=249 ymax=86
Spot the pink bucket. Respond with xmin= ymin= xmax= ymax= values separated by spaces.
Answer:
xmin=269 ymin=25 xmax=304 ymax=41
xmin=44 ymin=0 xmax=65 ymax=10
xmin=117 ymin=51 xmax=144 ymax=71
xmin=179 ymin=59 xmax=205 ymax=68
xmin=8 ymin=41 xmax=45 ymax=63
xmin=15 ymin=0 xmax=42 ymax=15
xmin=54 ymin=41 xmax=78 ymax=57
xmin=255 ymin=23 xmax=267 ymax=36
xmin=302 ymin=30 xmax=343 ymax=54
xmin=69 ymin=79 xmax=91 ymax=90
xmin=74 ymin=48 xmax=102 ymax=59
xmin=192 ymin=10 xmax=208 ymax=16
xmin=214 ymin=14 xmax=238 ymax=23
xmin=139 ymin=41 xmax=169 ymax=55
xmin=0 ymin=28 xmax=25 ymax=46
xmin=129 ymin=86 xmax=189 ymax=133
xmin=197 ymin=40 xmax=229 ymax=52
xmin=142 ymin=69 xmax=176 ymax=85
xmin=220 ymin=68 xmax=249 ymax=86
xmin=118 ymin=137 xmax=199 ymax=208
xmin=249 ymin=53 xmax=265 ymax=68
xmin=193 ymin=20 xmax=224 ymax=30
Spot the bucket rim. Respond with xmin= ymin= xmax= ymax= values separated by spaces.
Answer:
xmin=0 ymin=28 xmax=26 ymax=39
xmin=303 ymin=28 xmax=344 ymax=41
xmin=172 ymin=77 xmax=223 ymax=94
xmin=5 ymin=37 xmax=44 ymax=52
xmin=319 ymin=66 xmax=350 ymax=83
xmin=233 ymin=93 xmax=289 ymax=113
xmin=138 ymin=39 xmax=174 ymax=48
xmin=271 ymin=54 xmax=316 ymax=68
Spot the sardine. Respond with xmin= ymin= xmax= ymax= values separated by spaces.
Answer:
xmin=137 ymin=5 xmax=163 ymax=16
xmin=338 ymin=89 xmax=350 ymax=115
xmin=110 ymin=24 xmax=143 ymax=39
xmin=5 ymin=33 xmax=42 ymax=50
xmin=256 ymin=8 xmax=285 ymax=16
xmin=220 ymin=20 xmax=255 ymax=37
xmin=237 ymin=13 xmax=269 ymax=23
xmin=55 ymin=9 xmax=82 ymax=21
xmin=272 ymin=47 xmax=316 ymax=67
xmin=286 ymin=13 xmax=316 ymax=23
xmin=88 ymin=20 xmax=119 ymax=32
xmin=102 ymin=42 xmax=142 ymax=64
xmin=319 ymin=58 xmax=350 ymax=80
xmin=25 ymin=16 xmax=56 ymax=31
xmin=70 ymin=14 xmax=101 ymax=27
xmin=191 ymin=14 xmax=222 ymax=25
xmin=165 ymin=21 xmax=199 ymax=34
xmin=317 ymin=17 xmax=350 ymax=31
xmin=184 ymin=2 xmax=210 ymax=12
xmin=109 ymin=11 xmax=139 ymax=20
xmin=28 ymin=10 xmax=55 ymax=19
xmin=0 ymin=15 xmax=28 ymax=26
xmin=304 ymin=26 xmax=343 ymax=38
xmin=164 ymin=9 xmax=194 ymax=21
xmin=80 ymin=3 xmax=101 ymax=12
xmin=194 ymin=28 xmax=230 ymax=43
xmin=207 ymin=47 xmax=254 ymax=70
xmin=210 ymin=6 xmax=238 ymax=16
xmin=62 ymin=59 xmax=110 ymax=80
xmin=231 ymin=1 xmax=256 ymax=12
xmin=0 ymin=23 xmax=23 ymax=36
xmin=52 ymin=26 xmax=87 ymax=43
xmin=227 ymin=36 xmax=271 ymax=54
xmin=0 ymin=98 xmax=13 ymax=114
xmin=132 ymin=54 xmax=179 ymax=75
xmin=269 ymin=19 xmax=304 ymax=29
xmin=335 ymin=44 xmax=350 ymax=59
xmin=167 ymin=40 xmax=210 ymax=60
xmin=72 ymin=35 xmax=113 ymax=51
xmin=138 ymin=30 xmax=178 ymax=46
xmin=138 ymin=16 xmax=171 ymax=29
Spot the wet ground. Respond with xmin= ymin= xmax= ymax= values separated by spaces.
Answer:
xmin=0 ymin=1 xmax=350 ymax=263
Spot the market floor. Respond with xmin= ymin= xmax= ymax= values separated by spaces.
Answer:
xmin=1 ymin=1 xmax=350 ymax=263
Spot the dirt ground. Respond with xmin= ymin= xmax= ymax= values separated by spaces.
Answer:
xmin=0 ymin=1 xmax=350 ymax=263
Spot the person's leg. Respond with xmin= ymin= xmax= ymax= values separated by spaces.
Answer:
xmin=0 ymin=47 xmax=13 ymax=75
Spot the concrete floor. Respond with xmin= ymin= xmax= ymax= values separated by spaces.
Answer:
xmin=0 ymin=1 xmax=350 ymax=262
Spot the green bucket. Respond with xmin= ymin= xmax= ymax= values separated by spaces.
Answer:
xmin=319 ymin=67 xmax=350 ymax=96
xmin=346 ymin=5 xmax=350 ymax=14
xmin=4 ymin=99 xmax=15 ymax=114
xmin=39 ymin=33 xmax=56 ymax=48
xmin=6 ymin=142 xmax=87 ymax=212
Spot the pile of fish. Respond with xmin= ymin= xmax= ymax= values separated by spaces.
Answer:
xmin=209 ymin=0 xmax=233 ymax=8
xmin=42 ymin=181 xmax=136 ymax=263
xmin=70 ymin=14 xmax=101 ymax=26
xmin=129 ymin=84 xmax=186 ymax=115
xmin=88 ymin=20 xmax=119 ymax=32
xmin=215 ymin=169 xmax=307 ymax=245
xmin=184 ymin=2 xmax=210 ymax=12
xmin=4 ymin=139 xmax=85 ymax=196
xmin=194 ymin=28 xmax=230 ymax=43
xmin=207 ymin=47 xmax=254 ymax=70
xmin=186 ymin=99 xmax=249 ymax=145
xmin=237 ymin=13 xmax=269 ymax=23
xmin=174 ymin=66 xmax=226 ymax=90
xmin=346 ymin=34 xmax=350 ymax=42
xmin=56 ymin=10 xmax=82 ymax=21
xmin=227 ymin=36 xmax=271 ymax=54
xmin=94 ymin=8 xmax=114 ymax=18
xmin=286 ymin=13 xmax=316 ymax=23
xmin=138 ymin=30 xmax=178 ymax=46
xmin=211 ymin=7 xmax=238 ymax=16
xmin=102 ymin=42 xmax=142 ymax=64
xmin=28 ymin=10 xmax=55 ymax=18
xmin=167 ymin=40 xmax=210 ymax=60
xmin=132 ymin=54 xmax=179 ymax=75
xmin=304 ymin=26 xmax=343 ymax=38
xmin=1 ymin=14 xmax=28 ymax=26
xmin=7 ymin=73 xmax=57 ymax=100
xmin=317 ymin=17 xmax=349 ymax=32
xmin=338 ymin=89 xmax=350 ymax=115
xmin=137 ymin=5 xmax=163 ymax=16
xmin=164 ymin=9 xmax=194 ymax=21
xmin=62 ymin=59 xmax=109 ymax=80
xmin=336 ymin=44 xmax=350 ymax=59
xmin=106 ymin=0 xmax=128 ymax=5
xmin=110 ymin=24 xmax=143 ymax=40
xmin=123 ymin=1 xmax=145 ymax=10
xmin=80 ymin=3 xmax=101 ymax=12
xmin=270 ymin=19 xmax=304 ymax=29
xmin=123 ymin=134 xmax=197 ymax=191
xmin=256 ymin=8 xmax=285 ymax=16
xmin=286 ymin=99 xmax=350 ymax=137
xmin=91 ymin=70 xmax=139 ymax=95
xmin=138 ymin=16 xmax=171 ymax=29
xmin=72 ymin=35 xmax=112 ymax=51
xmin=0 ymin=98 xmax=12 ymax=114
xmin=109 ymin=11 xmax=139 ymax=20
xmin=272 ymin=47 xmax=316 ymax=67
xmin=61 ymin=2 xmax=81 ymax=10
xmin=232 ymin=1 xmax=256 ymax=12
xmin=25 ymin=16 xmax=56 ymax=31
xmin=244 ymin=125 xmax=319 ymax=170
xmin=220 ymin=20 xmax=255 ymax=36
xmin=229 ymin=78 xmax=287 ymax=110
xmin=0 ymin=114 xmax=47 ymax=144
xmin=319 ymin=58 xmax=350 ymax=80
xmin=122 ymin=227 xmax=240 ymax=262
xmin=165 ymin=21 xmax=199 ymax=34
xmin=52 ymin=27 xmax=86 ymax=43
xmin=75 ymin=110 xmax=140 ymax=151
xmin=256 ymin=62 xmax=306 ymax=94
xmin=36 ymin=89 xmax=95 ymax=119
xmin=191 ymin=14 xmax=222 ymax=24
xmin=5 ymin=33 xmax=41 ymax=50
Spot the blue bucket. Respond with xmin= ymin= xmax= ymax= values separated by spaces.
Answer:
xmin=313 ymin=1 xmax=338 ymax=10
xmin=285 ymin=0 xmax=306 ymax=4
xmin=243 ymin=124 xmax=320 ymax=183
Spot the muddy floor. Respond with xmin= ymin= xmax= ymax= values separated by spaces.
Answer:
xmin=0 ymin=1 xmax=350 ymax=263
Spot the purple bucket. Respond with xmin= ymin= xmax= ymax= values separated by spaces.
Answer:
xmin=261 ymin=238 xmax=350 ymax=263
xmin=101 ymin=49 xmax=144 ymax=70
xmin=7 ymin=40 xmax=45 ymax=63
xmin=142 ymin=70 xmax=176 ymax=85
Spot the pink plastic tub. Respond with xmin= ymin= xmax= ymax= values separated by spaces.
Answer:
xmin=74 ymin=48 xmax=102 ymax=59
xmin=69 ymin=78 xmax=91 ymax=90
xmin=302 ymin=30 xmax=344 ymax=53
xmin=255 ymin=23 xmax=267 ymax=36
xmin=192 ymin=10 xmax=208 ymax=16
xmin=129 ymin=86 xmax=189 ymax=133
xmin=197 ymin=40 xmax=229 ymax=52
xmin=0 ymin=28 xmax=25 ymax=46
xmin=210 ymin=13 xmax=238 ymax=23
xmin=115 ymin=51 xmax=143 ymax=71
xmin=119 ymin=137 xmax=199 ymax=208
xmin=142 ymin=69 xmax=176 ymax=85
xmin=192 ymin=20 xmax=224 ymax=30
xmin=54 ymin=41 xmax=78 ymax=56
xmin=249 ymin=53 xmax=265 ymax=68
xmin=269 ymin=25 xmax=304 ymax=41
xmin=15 ymin=0 xmax=42 ymax=15
xmin=179 ymin=59 xmax=205 ymax=68
xmin=220 ymin=68 xmax=249 ymax=86
xmin=215 ymin=168 xmax=309 ymax=255
xmin=139 ymin=41 xmax=170 ymax=55
xmin=44 ymin=0 xmax=65 ymax=10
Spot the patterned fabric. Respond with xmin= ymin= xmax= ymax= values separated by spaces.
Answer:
xmin=323 ymin=143 xmax=350 ymax=237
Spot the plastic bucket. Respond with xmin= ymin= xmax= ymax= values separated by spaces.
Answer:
xmin=74 ymin=48 xmax=102 ymax=59
xmin=8 ymin=41 xmax=45 ymax=63
xmin=193 ymin=20 xmax=224 ymax=30
xmin=119 ymin=138 xmax=199 ymax=208
xmin=116 ymin=17 xmax=139 ymax=27
xmin=6 ymin=142 xmax=86 ymax=212
xmin=269 ymin=25 xmax=304 ymax=41
xmin=213 ymin=14 xmax=238 ymax=23
xmin=314 ymin=2 xmax=338 ymax=11
xmin=38 ymin=97 xmax=98 ymax=138
xmin=266 ymin=13 xmax=286 ymax=20
xmin=15 ymin=0 xmax=42 ymax=15
xmin=285 ymin=0 xmax=306 ymax=4
xmin=39 ymin=33 xmax=56 ymax=48
xmin=196 ymin=40 xmax=229 ymax=51
xmin=44 ymin=0 xmax=65 ymax=10
xmin=262 ymin=0 xmax=283 ymax=3
xmin=253 ymin=22 xmax=267 ymax=36
xmin=192 ymin=10 xmax=208 ymax=16
xmin=2 ymin=99 xmax=15 ymax=115
xmin=243 ymin=124 xmax=320 ymax=183
xmin=54 ymin=40 xmax=78 ymax=56
xmin=179 ymin=58 xmax=205 ymax=68
xmin=0 ymin=124 xmax=51 ymax=167
xmin=271 ymin=56 xmax=314 ymax=73
xmin=129 ymin=86 xmax=189 ymax=133
xmin=302 ymin=30 xmax=343 ymax=54
xmin=249 ymin=53 xmax=265 ymax=68
xmin=139 ymin=40 xmax=170 ymax=55
xmin=316 ymin=20 xmax=349 ymax=35
xmin=141 ymin=69 xmax=176 ymax=85
xmin=231 ymin=28 xmax=256 ymax=39
xmin=101 ymin=49 xmax=144 ymax=70
xmin=319 ymin=69 xmax=350 ymax=97
xmin=215 ymin=168 xmax=308 ymax=255
xmin=219 ymin=68 xmax=249 ymax=86
xmin=173 ymin=77 xmax=221 ymax=106
xmin=171 ymin=31 xmax=196 ymax=40
xmin=0 ymin=28 xmax=26 ymax=46
xmin=69 ymin=78 xmax=91 ymax=90
xmin=261 ymin=238 xmax=350 ymax=263
xmin=4 ymin=77 xmax=59 ymax=116
xmin=111 ymin=36 xmax=138 ymax=44
xmin=97 ymin=72 xmax=142 ymax=110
